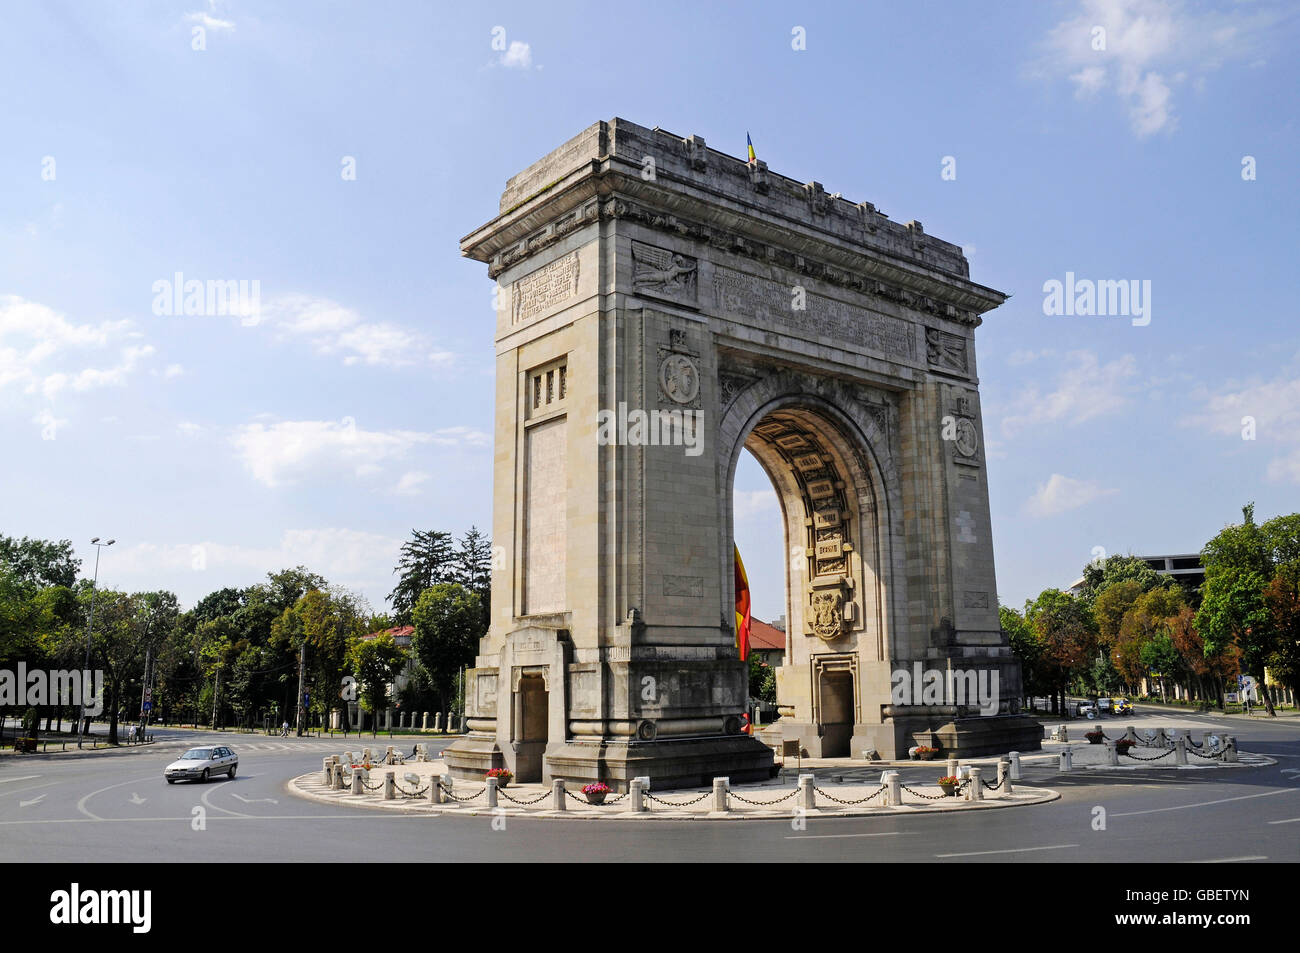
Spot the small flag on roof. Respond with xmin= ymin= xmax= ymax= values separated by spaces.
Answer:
xmin=746 ymin=132 xmax=756 ymax=164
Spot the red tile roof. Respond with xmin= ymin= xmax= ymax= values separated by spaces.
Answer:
xmin=362 ymin=625 xmax=414 ymax=641
xmin=749 ymin=618 xmax=785 ymax=651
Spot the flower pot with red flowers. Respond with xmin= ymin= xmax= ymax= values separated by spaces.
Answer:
xmin=1085 ymin=729 xmax=1104 ymax=745
xmin=582 ymin=782 xmax=611 ymax=805
xmin=486 ymin=768 xmax=513 ymax=788
xmin=1114 ymin=739 xmax=1135 ymax=757
xmin=914 ymin=745 xmax=939 ymax=761
xmin=937 ymin=775 xmax=960 ymax=797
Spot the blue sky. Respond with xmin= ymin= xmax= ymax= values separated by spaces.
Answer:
xmin=2 ymin=1 xmax=1297 ymax=624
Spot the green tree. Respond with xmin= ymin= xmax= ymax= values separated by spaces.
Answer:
xmin=1001 ymin=604 xmax=1046 ymax=707
xmin=453 ymin=527 xmax=493 ymax=631
xmin=388 ymin=531 xmax=454 ymax=626
xmin=1077 ymin=554 xmax=1163 ymax=607
xmin=411 ymin=583 xmax=483 ymax=719
xmin=748 ymin=654 xmax=776 ymax=705
xmin=1025 ymin=589 xmax=1097 ymax=716
xmin=348 ymin=632 xmax=407 ymax=737
xmin=0 ymin=535 xmax=80 ymax=588
xmin=1197 ymin=504 xmax=1283 ymax=714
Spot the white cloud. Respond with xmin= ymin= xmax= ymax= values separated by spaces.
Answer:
xmin=393 ymin=471 xmax=431 ymax=496
xmin=1038 ymin=0 xmax=1280 ymax=137
xmin=430 ymin=426 xmax=490 ymax=448
xmin=1181 ymin=370 xmax=1300 ymax=484
xmin=261 ymin=294 xmax=456 ymax=369
xmin=500 ymin=41 xmax=532 ymax=69
xmin=232 ymin=418 xmax=440 ymax=488
xmin=1024 ymin=473 xmax=1118 ymax=518
xmin=0 ymin=295 xmax=149 ymax=399
xmin=734 ymin=487 xmax=780 ymax=520
xmin=999 ymin=350 xmax=1137 ymax=437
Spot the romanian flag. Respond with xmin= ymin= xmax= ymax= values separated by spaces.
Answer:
xmin=746 ymin=132 xmax=756 ymax=164
xmin=734 ymin=545 xmax=751 ymax=661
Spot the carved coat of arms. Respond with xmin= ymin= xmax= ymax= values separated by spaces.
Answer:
xmin=811 ymin=590 xmax=844 ymax=641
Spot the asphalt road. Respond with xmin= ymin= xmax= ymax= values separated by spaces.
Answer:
xmin=1 ymin=709 xmax=1297 ymax=862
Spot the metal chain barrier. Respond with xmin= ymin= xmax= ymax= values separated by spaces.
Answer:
xmin=1187 ymin=746 xmax=1226 ymax=761
xmin=360 ymin=776 xmax=385 ymax=792
xmin=496 ymin=787 xmax=552 ymax=806
xmin=982 ymin=775 xmax=1004 ymax=791
xmin=730 ymin=788 xmax=800 ymax=806
xmin=900 ymin=783 xmax=951 ymax=801
xmin=812 ymin=783 xmax=887 ymax=806
xmin=645 ymin=791 xmax=711 ymax=807
xmin=392 ymin=779 xmax=430 ymax=798
xmin=1122 ymin=747 xmax=1176 ymax=762
xmin=437 ymin=782 xmax=486 ymax=802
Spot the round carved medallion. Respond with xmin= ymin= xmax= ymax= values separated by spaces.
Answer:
xmin=659 ymin=353 xmax=700 ymax=404
xmin=955 ymin=417 xmax=979 ymax=457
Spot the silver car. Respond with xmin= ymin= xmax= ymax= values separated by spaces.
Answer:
xmin=164 ymin=745 xmax=238 ymax=783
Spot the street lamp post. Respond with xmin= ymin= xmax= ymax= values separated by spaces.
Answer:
xmin=77 ymin=538 xmax=115 ymax=749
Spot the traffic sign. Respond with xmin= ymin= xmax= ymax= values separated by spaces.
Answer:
xmin=142 ymin=701 xmax=152 ymax=712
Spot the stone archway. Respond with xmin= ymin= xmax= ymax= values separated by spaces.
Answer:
xmin=718 ymin=370 xmax=905 ymax=758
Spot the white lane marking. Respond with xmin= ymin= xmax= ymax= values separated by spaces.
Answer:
xmin=19 ymin=794 xmax=45 ymax=808
xmin=128 ymin=793 xmax=147 ymax=805
xmin=0 ymin=776 xmax=39 ymax=784
xmin=935 ymin=844 xmax=1078 ymax=858
xmin=1190 ymin=856 xmax=1268 ymax=863
xmin=200 ymin=784 xmax=252 ymax=818
xmin=232 ymin=793 xmax=278 ymax=805
xmin=1266 ymin=818 xmax=1300 ymax=825
xmin=785 ymin=832 xmax=914 ymax=840
xmin=77 ymin=775 xmax=166 ymax=820
xmin=1112 ymin=787 xmax=1299 ymax=818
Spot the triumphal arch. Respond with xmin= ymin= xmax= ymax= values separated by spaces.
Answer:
xmin=445 ymin=118 xmax=1041 ymax=790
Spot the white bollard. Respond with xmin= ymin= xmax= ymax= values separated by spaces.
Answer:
xmin=798 ymin=773 xmax=815 ymax=810
xmin=885 ymin=770 xmax=901 ymax=807
xmin=1008 ymin=751 xmax=1022 ymax=780
xmin=332 ymin=764 xmax=345 ymax=790
xmin=1058 ymin=747 xmax=1073 ymax=772
xmin=552 ymin=779 xmax=565 ymax=811
xmin=383 ymin=771 xmax=395 ymax=800
xmin=322 ymin=757 xmax=334 ymax=784
xmin=1175 ymin=736 xmax=1187 ymax=765
xmin=351 ymin=768 xmax=366 ymax=795
xmin=712 ymin=777 xmax=729 ymax=813
xmin=486 ymin=776 xmax=498 ymax=808
xmin=968 ymin=766 xmax=983 ymax=801
xmin=629 ymin=778 xmax=646 ymax=813
xmin=385 ymin=745 xmax=395 ymax=765
xmin=1106 ymin=740 xmax=1119 ymax=766
xmin=1225 ymin=736 xmax=1238 ymax=762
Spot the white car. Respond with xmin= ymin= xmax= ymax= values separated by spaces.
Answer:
xmin=164 ymin=745 xmax=238 ymax=783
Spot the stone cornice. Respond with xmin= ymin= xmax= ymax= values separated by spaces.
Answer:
xmin=461 ymin=125 xmax=1009 ymax=325
xmin=465 ymin=159 xmax=1003 ymax=327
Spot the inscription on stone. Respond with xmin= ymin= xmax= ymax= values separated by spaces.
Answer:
xmin=962 ymin=590 xmax=990 ymax=609
xmin=713 ymin=265 xmax=916 ymax=360
xmin=513 ymin=252 xmax=580 ymax=325
xmin=663 ymin=574 xmax=704 ymax=598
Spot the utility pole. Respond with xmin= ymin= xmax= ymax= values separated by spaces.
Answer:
xmin=295 ymin=641 xmax=306 ymax=737
xmin=139 ymin=647 xmax=151 ymax=739
xmin=211 ymin=663 xmax=220 ymax=730
xmin=77 ymin=538 xmax=115 ymax=749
